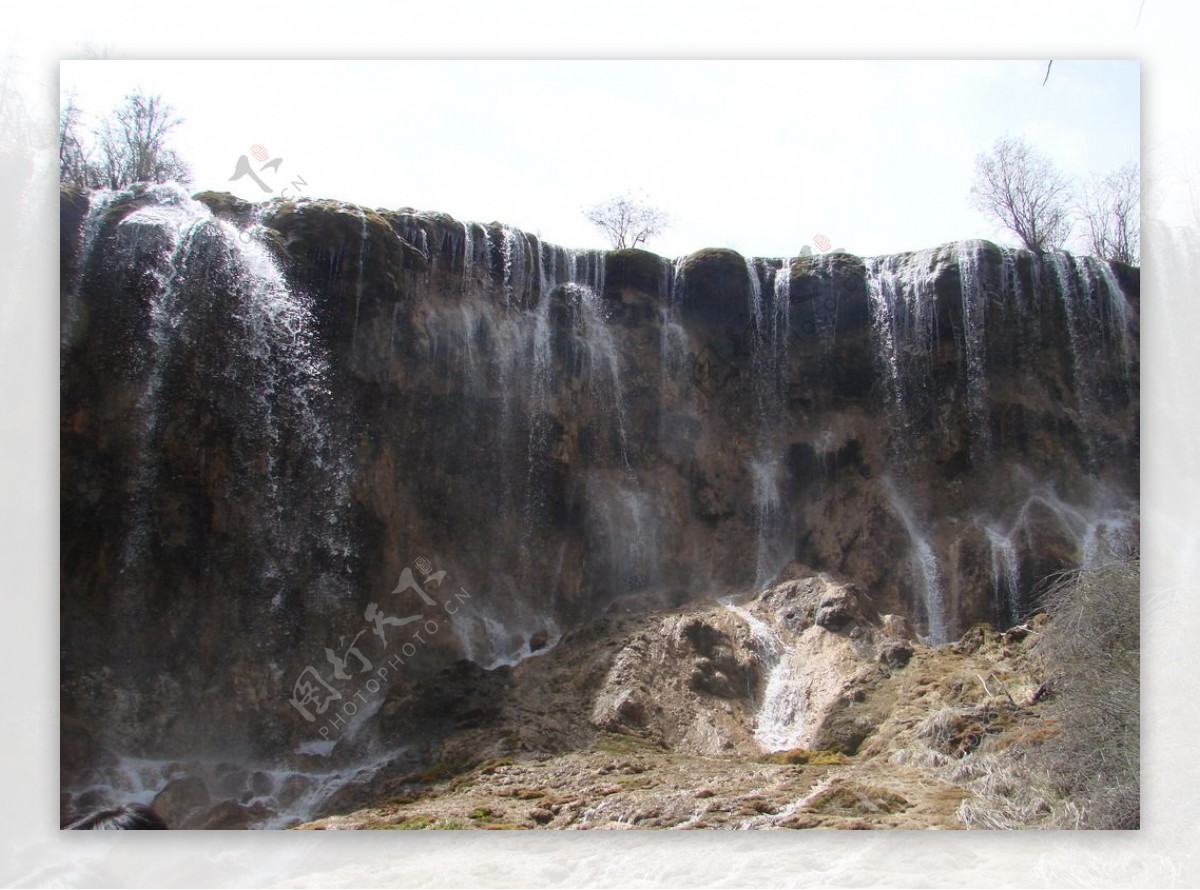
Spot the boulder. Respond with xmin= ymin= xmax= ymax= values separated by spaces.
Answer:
xmin=151 ymin=776 xmax=211 ymax=829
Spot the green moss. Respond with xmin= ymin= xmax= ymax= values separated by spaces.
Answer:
xmin=192 ymin=190 xmax=254 ymax=222
xmin=477 ymin=757 xmax=514 ymax=775
xmin=606 ymin=248 xmax=668 ymax=295
xmin=594 ymin=732 xmax=660 ymax=754
xmin=616 ymin=775 xmax=657 ymax=790
xmin=468 ymin=806 xmax=494 ymax=821
xmin=389 ymin=814 xmax=434 ymax=830
xmin=414 ymin=762 xmax=452 ymax=783
xmin=761 ymin=748 xmax=850 ymax=766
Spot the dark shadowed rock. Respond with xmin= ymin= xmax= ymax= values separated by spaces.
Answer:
xmin=152 ymin=776 xmax=211 ymax=829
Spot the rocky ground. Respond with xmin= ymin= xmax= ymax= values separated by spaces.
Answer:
xmin=295 ymin=572 xmax=1055 ymax=831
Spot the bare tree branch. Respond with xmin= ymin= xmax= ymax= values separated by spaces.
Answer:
xmin=1078 ymin=161 xmax=1140 ymax=264
xmin=584 ymin=193 xmax=670 ymax=250
xmin=969 ymin=135 xmax=1072 ymax=251
xmin=59 ymin=89 xmax=191 ymax=189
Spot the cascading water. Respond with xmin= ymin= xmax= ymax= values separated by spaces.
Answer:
xmin=63 ymin=179 xmax=1139 ymax=831
xmin=62 ymin=188 xmax=115 ymax=353
xmin=865 ymin=248 xmax=940 ymax=443
xmin=411 ymin=233 xmax=631 ymax=661
xmin=659 ymin=256 xmax=690 ymax=391
xmin=883 ymin=477 xmax=947 ymax=644
xmin=97 ymin=186 xmax=354 ymax=595
xmin=956 ymin=240 xmax=991 ymax=463
xmin=985 ymin=526 xmax=1022 ymax=624
xmin=749 ymin=455 xmax=783 ymax=589
xmin=351 ymin=207 xmax=368 ymax=354
xmin=1047 ymin=251 xmax=1137 ymax=461
xmin=720 ymin=600 xmax=807 ymax=752
xmin=746 ymin=257 xmax=792 ymax=588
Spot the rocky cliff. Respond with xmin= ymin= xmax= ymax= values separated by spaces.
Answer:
xmin=59 ymin=183 xmax=1138 ymax=827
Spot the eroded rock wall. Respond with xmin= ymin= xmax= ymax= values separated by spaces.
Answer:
xmin=60 ymin=185 xmax=1138 ymax=779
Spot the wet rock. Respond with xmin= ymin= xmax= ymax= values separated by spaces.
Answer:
xmin=199 ymin=799 xmax=273 ymax=830
xmin=276 ymin=774 xmax=314 ymax=810
xmin=880 ymin=614 xmax=916 ymax=640
xmin=879 ymin=641 xmax=914 ymax=669
xmin=249 ymin=770 xmax=275 ymax=798
xmin=152 ymin=776 xmax=211 ymax=829
xmin=815 ymin=589 xmax=858 ymax=631
xmin=61 ymin=185 xmax=1139 ymax=793
xmin=812 ymin=714 xmax=877 ymax=756
xmin=615 ymin=692 xmax=648 ymax=726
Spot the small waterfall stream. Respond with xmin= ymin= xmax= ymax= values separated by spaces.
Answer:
xmin=720 ymin=599 xmax=807 ymax=752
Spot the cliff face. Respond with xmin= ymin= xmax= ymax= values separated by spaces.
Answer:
xmin=60 ymin=184 xmax=1138 ymax=801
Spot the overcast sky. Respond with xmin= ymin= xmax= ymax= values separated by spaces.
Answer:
xmin=60 ymin=59 xmax=1139 ymax=259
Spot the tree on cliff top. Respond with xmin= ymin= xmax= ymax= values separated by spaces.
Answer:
xmin=970 ymin=135 xmax=1072 ymax=252
xmin=1078 ymin=161 xmax=1140 ymax=265
xmin=584 ymin=192 xmax=670 ymax=250
xmin=60 ymin=89 xmax=192 ymax=189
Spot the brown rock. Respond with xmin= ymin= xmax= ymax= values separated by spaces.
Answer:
xmin=152 ymin=776 xmax=211 ymax=829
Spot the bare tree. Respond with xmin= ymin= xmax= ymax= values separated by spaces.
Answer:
xmin=970 ymin=135 xmax=1072 ymax=252
xmin=59 ymin=93 xmax=92 ymax=187
xmin=584 ymin=192 xmax=669 ymax=250
xmin=1078 ymin=161 xmax=1140 ymax=265
xmin=59 ymin=90 xmax=191 ymax=189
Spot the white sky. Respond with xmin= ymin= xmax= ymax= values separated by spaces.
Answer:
xmin=60 ymin=59 xmax=1138 ymax=258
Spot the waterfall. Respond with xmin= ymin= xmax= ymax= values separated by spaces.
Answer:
xmin=452 ymin=591 xmax=562 ymax=671
xmin=749 ymin=455 xmax=783 ymax=589
xmin=462 ymin=221 xmax=490 ymax=296
xmin=62 ymin=188 xmax=115 ymax=352
xmin=865 ymin=248 xmax=942 ymax=446
xmin=883 ymin=478 xmax=947 ymax=644
xmin=771 ymin=259 xmax=791 ymax=396
xmin=985 ymin=526 xmax=1022 ymax=624
xmin=1046 ymin=251 xmax=1136 ymax=453
xmin=745 ymin=256 xmax=792 ymax=587
xmin=977 ymin=480 xmax=1139 ymax=619
xmin=351 ymin=208 xmax=367 ymax=354
xmin=589 ymin=477 xmax=658 ymax=599
xmin=956 ymin=241 xmax=991 ymax=462
xmin=90 ymin=185 xmax=354 ymax=600
xmin=62 ymin=183 xmax=1140 ymax=825
xmin=720 ymin=600 xmax=807 ymax=752
xmin=660 ymin=256 xmax=689 ymax=389
xmin=577 ymin=284 xmax=631 ymax=470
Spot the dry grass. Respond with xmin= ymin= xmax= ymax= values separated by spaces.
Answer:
xmin=1031 ymin=559 xmax=1140 ymax=829
xmin=955 ymin=558 xmax=1139 ymax=829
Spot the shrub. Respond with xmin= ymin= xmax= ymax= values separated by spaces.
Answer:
xmin=1032 ymin=558 xmax=1140 ymax=828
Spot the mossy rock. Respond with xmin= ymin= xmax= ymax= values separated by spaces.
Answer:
xmin=605 ymin=248 xmax=668 ymax=297
xmin=60 ymin=186 xmax=93 ymax=285
xmin=789 ymin=252 xmax=868 ymax=303
xmin=762 ymin=748 xmax=849 ymax=766
xmin=678 ymin=248 xmax=750 ymax=328
xmin=193 ymin=190 xmax=255 ymax=227
xmin=259 ymin=198 xmax=422 ymax=303
xmin=806 ymin=781 xmax=910 ymax=816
